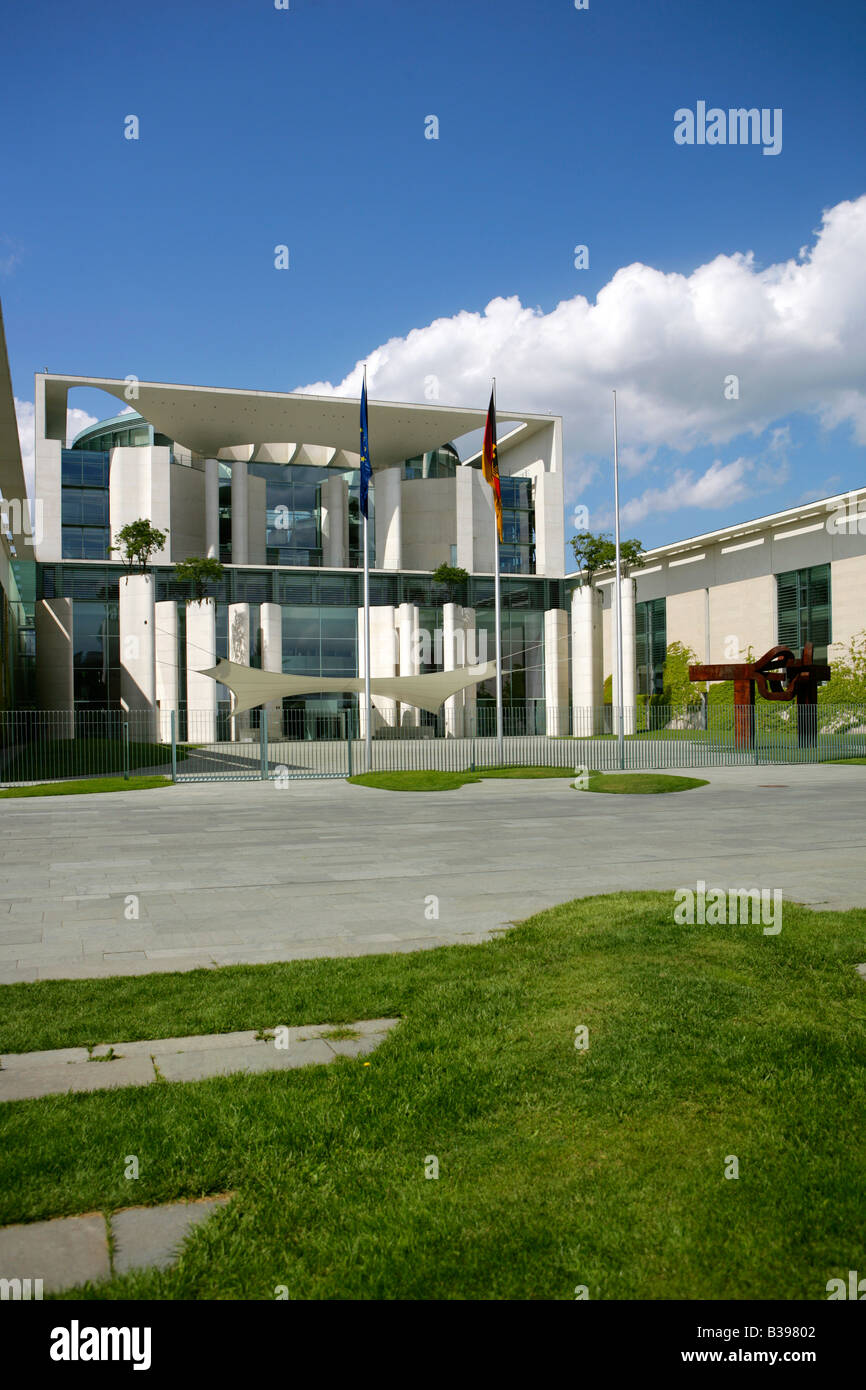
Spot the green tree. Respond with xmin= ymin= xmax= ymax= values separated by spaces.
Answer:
xmin=432 ymin=562 xmax=469 ymax=603
xmin=174 ymin=556 xmax=225 ymax=602
xmin=569 ymin=531 xmax=645 ymax=585
xmin=110 ymin=519 xmax=167 ymax=574
xmin=818 ymin=631 xmax=866 ymax=705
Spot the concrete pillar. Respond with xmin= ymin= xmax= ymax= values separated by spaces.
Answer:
xmin=35 ymin=597 xmax=74 ymax=733
xmin=358 ymin=604 xmax=397 ymax=735
xmin=155 ymin=600 xmax=178 ymax=743
xmin=443 ymin=602 xmax=465 ymax=738
xmin=611 ymin=577 xmax=638 ymax=736
xmin=571 ymin=585 xmax=603 ymax=735
xmin=205 ymin=458 xmax=220 ymax=559
xmin=321 ymin=474 xmax=349 ymax=568
xmin=544 ymin=608 xmax=569 ymax=736
xmin=118 ymin=573 xmax=157 ymax=741
xmin=231 ymin=460 xmax=249 ymax=565
xmin=228 ymin=602 xmax=251 ymax=742
xmin=186 ymin=598 xmax=217 ymax=743
xmin=374 ymin=466 xmax=402 ymax=570
xmin=260 ymin=602 xmax=283 ymax=740
xmin=396 ymin=601 xmax=420 ymax=728
xmin=108 ymin=447 xmax=171 ymax=565
xmin=462 ymin=606 xmax=478 ymax=736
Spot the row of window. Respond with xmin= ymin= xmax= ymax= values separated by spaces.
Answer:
xmin=634 ymin=565 xmax=832 ymax=695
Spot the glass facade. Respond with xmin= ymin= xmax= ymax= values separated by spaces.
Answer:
xmin=72 ymin=598 xmax=120 ymax=709
xmin=402 ymin=444 xmax=460 ymax=480
xmin=61 ymin=450 xmax=111 ymax=560
xmin=71 ymin=413 xmax=172 ymax=454
xmin=39 ymin=564 xmax=560 ymax=717
xmin=498 ymin=476 xmax=535 ymax=574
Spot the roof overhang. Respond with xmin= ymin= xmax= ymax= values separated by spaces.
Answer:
xmin=0 ymin=302 xmax=28 ymax=514
xmin=39 ymin=374 xmax=552 ymax=468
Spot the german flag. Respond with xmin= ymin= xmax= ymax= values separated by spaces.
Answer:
xmin=482 ymin=386 xmax=503 ymax=542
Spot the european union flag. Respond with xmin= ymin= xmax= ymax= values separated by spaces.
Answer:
xmin=359 ymin=375 xmax=372 ymax=520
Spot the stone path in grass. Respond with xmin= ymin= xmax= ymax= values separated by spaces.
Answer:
xmin=0 ymin=1017 xmax=399 ymax=1103
xmin=0 ymin=1195 xmax=232 ymax=1294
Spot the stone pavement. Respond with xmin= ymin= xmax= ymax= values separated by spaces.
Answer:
xmin=0 ymin=1196 xmax=231 ymax=1294
xmin=0 ymin=1018 xmax=399 ymax=1102
xmin=0 ymin=763 xmax=864 ymax=983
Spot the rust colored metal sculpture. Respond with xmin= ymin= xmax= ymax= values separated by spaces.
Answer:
xmin=689 ymin=643 xmax=830 ymax=748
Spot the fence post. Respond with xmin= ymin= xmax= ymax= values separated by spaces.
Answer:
xmin=260 ymin=714 xmax=268 ymax=780
xmin=344 ymin=711 xmax=353 ymax=777
xmin=170 ymin=710 xmax=177 ymax=783
xmin=123 ymin=720 xmax=130 ymax=781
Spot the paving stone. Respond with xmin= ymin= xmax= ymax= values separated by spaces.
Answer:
xmin=0 ymin=1056 xmax=156 ymax=1102
xmin=0 ymin=1213 xmax=109 ymax=1293
xmin=155 ymin=1039 xmax=336 ymax=1082
xmin=111 ymin=1197 xmax=231 ymax=1276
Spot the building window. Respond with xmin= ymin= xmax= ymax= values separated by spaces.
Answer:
xmin=777 ymin=565 xmax=831 ymax=660
xmin=498 ymin=476 xmax=535 ymax=575
xmin=636 ymin=597 xmax=667 ymax=696
xmin=61 ymin=451 xmax=110 ymax=560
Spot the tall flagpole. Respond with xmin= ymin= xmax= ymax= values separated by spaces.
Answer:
xmin=612 ymin=389 xmax=625 ymax=771
xmin=362 ymin=368 xmax=372 ymax=773
xmin=492 ymin=379 xmax=504 ymax=765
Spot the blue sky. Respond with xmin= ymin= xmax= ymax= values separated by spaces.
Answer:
xmin=2 ymin=0 xmax=865 ymax=556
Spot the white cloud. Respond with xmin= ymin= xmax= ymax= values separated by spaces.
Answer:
xmin=615 ymin=458 xmax=754 ymax=528
xmin=297 ymin=195 xmax=866 ymax=521
xmin=15 ymin=399 xmax=98 ymax=499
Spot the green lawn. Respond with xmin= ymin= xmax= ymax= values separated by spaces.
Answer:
xmin=579 ymin=772 xmax=709 ymax=794
xmin=1 ymin=891 xmax=864 ymax=1300
xmin=0 ymin=737 xmax=188 ymax=783
xmin=0 ymin=776 xmax=173 ymax=799
xmin=348 ymin=767 xmax=706 ymax=794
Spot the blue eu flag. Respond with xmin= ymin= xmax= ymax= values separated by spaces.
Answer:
xmin=359 ymin=376 xmax=372 ymax=520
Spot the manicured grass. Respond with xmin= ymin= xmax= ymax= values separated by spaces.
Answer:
xmin=0 ymin=776 xmax=172 ymax=798
xmin=0 ymin=737 xmax=188 ymax=782
xmin=349 ymin=765 xmax=581 ymax=792
xmin=578 ymin=772 xmax=709 ymax=794
xmin=822 ymin=757 xmax=866 ymax=765
xmin=1 ymin=891 xmax=865 ymax=1299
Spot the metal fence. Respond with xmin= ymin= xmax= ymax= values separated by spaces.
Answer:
xmin=1 ymin=705 xmax=865 ymax=786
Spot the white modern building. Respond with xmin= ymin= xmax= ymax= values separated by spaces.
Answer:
xmin=30 ymin=372 xmax=566 ymax=738
xmin=9 ymin=355 xmax=866 ymax=738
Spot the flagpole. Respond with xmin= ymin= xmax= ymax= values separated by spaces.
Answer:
xmin=493 ymin=379 xmax=504 ymax=765
xmin=362 ymin=368 xmax=372 ymax=773
xmin=612 ymin=389 xmax=625 ymax=771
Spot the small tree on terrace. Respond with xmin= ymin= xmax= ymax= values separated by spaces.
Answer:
xmin=111 ymin=519 xmax=168 ymax=575
xmin=174 ymin=556 xmax=225 ymax=603
xmin=432 ymin=562 xmax=469 ymax=603
xmin=569 ymin=530 xmax=646 ymax=585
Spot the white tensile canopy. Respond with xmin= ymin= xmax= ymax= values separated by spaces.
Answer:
xmin=200 ymin=658 xmax=497 ymax=717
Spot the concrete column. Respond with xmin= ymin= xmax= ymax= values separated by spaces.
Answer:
xmin=35 ymin=597 xmax=74 ymax=732
xmin=205 ymin=458 xmax=220 ymax=559
xmin=109 ymin=447 xmax=171 ymax=564
xmin=118 ymin=573 xmax=157 ymax=741
xmin=186 ymin=598 xmax=217 ymax=743
xmin=155 ymin=600 xmax=178 ymax=743
xmin=571 ymin=585 xmax=603 ymax=735
xmin=611 ymin=577 xmax=638 ymax=736
xmin=462 ymin=606 xmax=477 ymax=736
xmin=231 ymin=460 xmax=249 ymax=565
xmin=358 ymin=604 xmax=397 ymax=735
xmin=455 ymin=465 xmax=474 ymax=572
xmin=375 ymin=466 xmax=402 ymax=570
xmin=321 ymin=474 xmax=349 ymax=568
xmin=228 ymin=602 xmax=251 ymax=742
xmin=544 ymin=608 xmax=569 ymax=736
xmin=260 ymin=602 xmax=284 ymax=740
xmin=443 ymin=602 xmax=465 ymax=738
xmin=396 ymin=601 xmax=420 ymax=728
